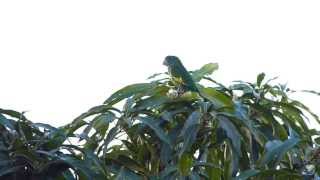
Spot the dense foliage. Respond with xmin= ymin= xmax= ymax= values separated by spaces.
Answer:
xmin=1 ymin=59 xmax=320 ymax=179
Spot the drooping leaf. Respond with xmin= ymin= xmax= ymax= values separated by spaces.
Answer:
xmin=93 ymin=112 xmax=116 ymax=132
xmin=103 ymin=126 xmax=119 ymax=154
xmin=179 ymin=111 xmax=201 ymax=155
xmin=137 ymin=116 xmax=172 ymax=146
xmin=0 ymin=108 xmax=27 ymax=121
xmin=180 ymin=111 xmax=201 ymax=137
xmin=160 ymin=143 xmax=173 ymax=165
xmin=291 ymin=100 xmax=320 ymax=124
xmin=0 ymin=114 xmax=15 ymax=130
xmin=259 ymin=137 xmax=300 ymax=166
xmin=73 ymin=104 xmax=118 ymax=124
xmin=218 ymin=116 xmax=242 ymax=156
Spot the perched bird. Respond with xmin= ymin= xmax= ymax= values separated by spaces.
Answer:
xmin=163 ymin=56 xmax=199 ymax=93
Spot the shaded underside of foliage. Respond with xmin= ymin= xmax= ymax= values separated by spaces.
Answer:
xmin=1 ymin=58 xmax=320 ymax=179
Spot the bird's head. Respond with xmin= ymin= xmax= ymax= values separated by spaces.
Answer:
xmin=163 ymin=56 xmax=181 ymax=67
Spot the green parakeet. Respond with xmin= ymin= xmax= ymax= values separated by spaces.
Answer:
xmin=163 ymin=56 xmax=199 ymax=93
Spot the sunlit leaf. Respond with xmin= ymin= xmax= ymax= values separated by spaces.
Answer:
xmin=200 ymin=87 xmax=233 ymax=108
xmin=192 ymin=63 xmax=219 ymax=82
xmin=104 ymin=83 xmax=158 ymax=106
xmin=178 ymin=153 xmax=193 ymax=176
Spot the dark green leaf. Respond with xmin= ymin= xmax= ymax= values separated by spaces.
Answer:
xmin=137 ymin=116 xmax=172 ymax=146
xmin=115 ymin=166 xmax=142 ymax=180
xmin=0 ymin=114 xmax=15 ymax=130
xmin=218 ymin=116 xmax=242 ymax=156
xmin=259 ymin=138 xmax=300 ymax=166
xmin=236 ymin=169 xmax=260 ymax=180
xmin=179 ymin=111 xmax=201 ymax=155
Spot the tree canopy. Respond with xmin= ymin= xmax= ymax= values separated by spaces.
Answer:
xmin=1 ymin=58 xmax=320 ymax=179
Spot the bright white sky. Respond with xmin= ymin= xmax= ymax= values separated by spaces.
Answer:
xmin=0 ymin=1 xmax=320 ymax=128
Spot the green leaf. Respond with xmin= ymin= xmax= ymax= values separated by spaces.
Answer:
xmin=93 ymin=112 xmax=116 ymax=132
xmin=229 ymin=83 xmax=254 ymax=94
xmin=291 ymin=100 xmax=320 ymax=124
xmin=147 ymin=72 xmax=164 ymax=79
xmin=104 ymin=83 xmax=157 ymax=105
xmin=0 ymin=114 xmax=15 ymax=130
xmin=61 ymin=156 xmax=101 ymax=179
xmin=103 ymin=126 xmax=119 ymax=154
xmin=0 ymin=108 xmax=27 ymax=120
xmin=0 ymin=160 xmax=14 ymax=168
xmin=190 ymin=171 xmax=201 ymax=180
xmin=160 ymin=165 xmax=177 ymax=179
xmin=218 ymin=116 xmax=242 ymax=156
xmin=0 ymin=166 xmax=25 ymax=177
xmin=32 ymin=122 xmax=58 ymax=132
xmin=73 ymin=104 xmax=117 ymax=123
xmin=257 ymin=169 xmax=301 ymax=178
xmin=160 ymin=144 xmax=173 ymax=165
xmin=199 ymin=87 xmax=233 ymax=108
xmin=116 ymin=166 xmax=142 ymax=180
xmin=179 ymin=111 xmax=201 ymax=155
xmin=206 ymin=149 xmax=223 ymax=180
xmin=301 ymin=90 xmax=320 ymax=96
xmin=137 ymin=116 xmax=172 ymax=146
xmin=236 ymin=169 xmax=260 ymax=180
xmin=277 ymin=102 xmax=309 ymax=131
xmin=259 ymin=137 xmax=300 ymax=166
xmin=38 ymin=160 xmax=72 ymax=179
xmin=192 ymin=63 xmax=219 ymax=82
xmin=132 ymin=95 xmax=169 ymax=112
xmin=83 ymin=149 xmax=108 ymax=177
xmin=180 ymin=111 xmax=201 ymax=136
xmin=178 ymin=153 xmax=193 ymax=176
xmin=43 ymin=128 xmax=68 ymax=149
xmin=37 ymin=151 xmax=102 ymax=179
xmin=116 ymin=155 xmax=145 ymax=173
xmin=62 ymin=170 xmax=76 ymax=180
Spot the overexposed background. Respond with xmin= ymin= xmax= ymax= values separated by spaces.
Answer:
xmin=0 ymin=1 xmax=319 ymax=128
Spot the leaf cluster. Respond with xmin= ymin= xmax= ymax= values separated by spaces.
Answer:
xmin=1 ymin=60 xmax=320 ymax=179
